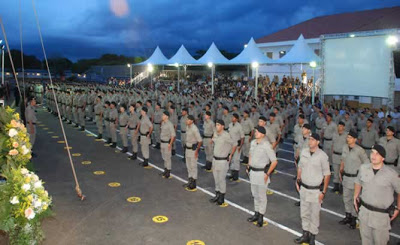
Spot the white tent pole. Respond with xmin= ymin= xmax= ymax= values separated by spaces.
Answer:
xmin=177 ymin=65 xmax=180 ymax=92
xmin=255 ymin=66 xmax=259 ymax=99
xmin=211 ymin=65 xmax=215 ymax=95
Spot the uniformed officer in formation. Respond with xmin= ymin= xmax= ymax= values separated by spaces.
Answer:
xmin=228 ymin=113 xmax=244 ymax=181
xmin=94 ymin=96 xmax=104 ymax=139
xmin=108 ymin=102 xmax=118 ymax=148
xmin=202 ymin=111 xmax=215 ymax=171
xmin=246 ymin=126 xmax=278 ymax=227
xmin=183 ymin=115 xmax=202 ymax=190
xmin=209 ymin=120 xmax=237 ymax=205
xmin=241 ymin=110 xmax=254 ymax=165
xmin=103 ymin=101 xmax=111 ymax=144
xmin=267 ymin=112 xmax=281 ymax=151
xmin=359 ymin=118 xmax=379 ymax=157
xmin=339 ymin=130 xmax=369 ymax=229
xmin=354 ymin=144 xmax=400 ymax=245
xmin=378 ymin=126 xmax=400 ymax=172
xmin=128 ymin=104 xmax=139 ymax=160
xmin=159 ymin=111 xmax=176 ymax=179
xmin=139 ymin=107 xmax=153 ymax=167
xmin=295 ymin=133 xmax=330 ymax=245
xmin=77 ymin=89 xmax=86 ymax=131
xmin=322 ymin=113 xmax=336 ymax=167
xmin=25 ymin=96 xmax=37 ymax=151
xmin=153 ymin=103 xmax=163 ymax=149
xmin=331 ymin=121 xmax=348 ymax=193
xmin=119 ymin=104 xmax=129 ymax=153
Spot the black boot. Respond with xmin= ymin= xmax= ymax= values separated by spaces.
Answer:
xmin=294 ymin=201 xmax=300 ymax=206
xmin=80 ymin=126 xmax=85 ymax=131
xmin=188 ymin=179 xmax=196 ymax=190
xmin=121 ymin=147 xmax=128 ymax=153
xmin=172 ymin=149 xmax=176 ymax=155
xmin=111 ymin=142 xmax=117 ymax=148
xmin=241 ymin=156 xmax=249 ymax=164
xmin=331 ymin=183 xmax=340 ymax=193
xmin=256 ymin=214 xmax=264 ymax=227
xmin=183 ymin=177 xmax=193 ymax=187
xmin=107 ymin=138 xmax=112 ymax=144
xmin=160 ymin=168 xmax=167 ymax=177
xmin=230 ymin=170 xmax=239 ymax=181
xmin=96 ymin=134 xmax=102 ymax=139
xmin=142 ymin=159 xmax=148 ymax=167
xmin=294 ymin=230 xmax=310 ymax=244
xmin=247 ymin=212 xmax=259 ymax=222
xmin=309 ymin=233 xmax=316 ymax=245
xmin=339 ymin=212 xmax=351 ymax=225
xmin=209 ymin=191 xmax=220 ymax=203
xmin=164 ymin=169 xmax=171 ymax=179
xmin=129 ymin=152 xmax=137 ymax=160
xmin=205 ymin=161 xmax=212 ymax=171
xmin=349 ymin=216 xmax=357 ymax=229
xmin=217 ymin=193 xmax=225 ymax=205
xmin=155 ymin=143 xmax=160 ymax=149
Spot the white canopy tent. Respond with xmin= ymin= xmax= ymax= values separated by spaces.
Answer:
xmin=274 ymin=34 xmax=321 ymax=64
xmin=135 ymin=46 xmax=169 ymax=65
xmin=167 ymin=45 xmax=198 ymax=91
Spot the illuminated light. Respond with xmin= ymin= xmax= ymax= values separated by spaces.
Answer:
xmin=127 ymin=64 xmax=131 ymax=68
xmin=147 ymin=64 xmax=154 ymax=72
xmin=207 ymin=62 xmax=213 ymax=68
xmin=37 ymin=73 xmax=40 ymax=76
xmin=309 ymin=61 xmax=317 ymax=68
xmin=110 ymin=0 xmax=129 ymax=17
xmin=279 ymin=51 xmax=285 ymax=54
xmin=244 ymin=44 xmax=248 ymax=48
xmin=387 ymin=35 xmax=398 ymax=46
xmin=349 ymin=34 xmax=355 ymax=38
xmin=251 ymin=62 xmax=259 ymax=68
xmin=174 ymin=63 xmax=179 ymax=67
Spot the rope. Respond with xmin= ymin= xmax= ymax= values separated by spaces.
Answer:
xmin=31 ymin=0 xmax=85 ymax=200
xmin=19 ymin=0 xmax=27 ymax=105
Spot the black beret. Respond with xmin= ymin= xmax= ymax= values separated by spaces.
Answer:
xmin=298 ymin=114 xmax=305 ymax=119
xmin=372 ymin=144 xmax=386 ymax=158
xmin=111 ymin=102 xmax=117 ymax=106
xmin=243 ymin=110 xmax=249 ymax=114
xmin=348 ymin=130 xmax=358 ymax=139
xmin=216 ymin=119 xmax=225 ymax=126
xmin=310 ymin=133 xmax=320 ymax=141
xmin=156 ymin=102 xmax=161 ymax=107
xmin=163 ymin=110 xmax=170 ymax=117
xmin=142 ymin=107 xmax=148 ymax=113
xmin=367 ymin=118 xmax=374 ymax=123
xmin=170 ymin=105 xmax=175 ymax=109
xmin=223 ymin=106 xmax=229 ymax=111
xmin=339 ymin=121 xmax=345 ymax=126
xmin=256 ymin=126 xmax=266 ymax=135
xmin=303 ymin=124 xmax=311 ymax=130
xmin=270 ymin=112 xmax=276 ymax=117
xmin=187 ymin=115 xmax=195 ymax=121
xmin=182 ymin=107 xmax=188 ymax=112
xmin=205 ymin=111 xmax=211 ymax=117
xmin=387 ymin=126 xmax=395 ymax=133
xmin=327 ymin=113 xmax=333 ymax=118
xmin=259 ymin=116 xmax=267 ymax=122
xmin=232 ymin=113 xmax=239 ymax=119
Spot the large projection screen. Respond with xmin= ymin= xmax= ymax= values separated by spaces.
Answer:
xmin=324 ymin=35 xmax=391 ymax=98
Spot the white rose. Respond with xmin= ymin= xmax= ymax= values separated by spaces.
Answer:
xmin=21 ymin=145 xmax=30 ymax=155
xmin=10 ymin=196 xmax=19 ymax=205
xmin=24 ymin=208 xmax=35 ymax=220
xmin=20 ymin=168 xmax=29 ymax=175
xmin=34 ymin=200 xmax=42 ymax=208
xmin=22 ymin=184 xmax=31 ymax=192
xmin=32 ymin=174 xmax=39 ymax=182
xmin=8 ymin=128 xmax=18 ymax=137
xmin=34 ymin=181 xmax=42 ymax=189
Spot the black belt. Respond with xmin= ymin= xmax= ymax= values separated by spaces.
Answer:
xmin=214 ymin=156 xmax=229 ymax=160
xmin=185 ymin=145 xmax=194 ymax=150
xmin=300 ymin=182 xmax=321 ymax=190
xmin=154 ymin=122 xmax=161 ymax=125
xmin=343 ymin=171 xmax=358 ymax=177
xmin=224 ymin=128 xmax=229 ymax=131
xmin=140 ymin=132 xmax=149 ymax=136
xmin=245 ymin=133 xmax=251 ymax=136
xmin=104 ymin=118 xmax=110 ymax=121
xmin=203 ymin=135 xmax=213 ymax=138
xmin=161 ymin=139 xmax=170 ymax=143
xmin=181 ymin=130 xmax=186 ymax=133
xmin=324 ymin=138 xmax=332 ymax=141
xmin=77 ymin=106 xmax=83 ymax=108
xmin=360 ymin=199 xmax=390 ymax=214
xmin=249 ymin=166 xmax=265 ymax=172
xmin=32 ymin=123 xmax=36 ymax=125
xmin=128 ymin=126 xmax=137 ymax=130
xmin=362 ymin=145 xmax=372 ymax=150
xmin=119 ymin=125 xmax=126 ymax=127
xmin=333 ymin=151 xmax=342 ymax=155
xmin=96 ymin=114 xmax=100 ymax=116
xmin=316 ymin=127 xmax=322 ymax=130
xmin=384 ymin=161 xmax=396 ymax=165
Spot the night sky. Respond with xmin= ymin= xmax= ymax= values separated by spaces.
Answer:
xmin=1 ymin=0 xmax=399 ymax=61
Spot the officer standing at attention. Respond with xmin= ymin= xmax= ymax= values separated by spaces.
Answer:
xmin=354 ymin=145 xmax=400 ymax=245
xmin=322 ymin=113 xmax=337 ymax=167
xmin=379 ymin=126 xmax=400 ymax=172
xmin=153 ymin=103 xmax=163 ymax=149
xmin=222 ymin=106 xmax=232 ymax=131
xmin=104 ymin=101 xmax=111 ymax=144
xmin=168 ymin=105 xmax=178 ymax=156
xmin=241 ymin=110 xmax=254 ymax=165
xmin=109 ymin=102 xmax=118 ymax=148
xmin=202 ymin=111 xmax=215 ymax=171
xmin=246 ymin=126 xmax=278 ymax=227
xmin=77 ymin=89 xmax=86 ymax=131
xmin=139 ymin=107 xmax=153 ymax=167
xmin=228 ymin=113 xmax=245 ymax=181
xmin=209 ymin=120 xmax=237 ymax=205
xmin=25 ymin=97 xmax=37 ymax=151
xmin=184 ymin=115 xmax=202 ymax=190
xmin=294 ymin=133 xmax=330 ymax=245
xmin=359 ymin=118 xmax=379 ymax=158
xmin=180 ymin=108 xmax=189 ymax=161
xmin=128 ymin=104 xmax=140 ymax=160
xmin=330 ymin=121 xmax=348 ymax=193
xmin=160 ymin=110 xmax=176 ymax=179
xmin=119 ymin=104 xmax=129 ymax=153
xmin=94 ymin=96 xmax=104 ymax=139
xmin=339 ymin=130 xmax=369 ymax=229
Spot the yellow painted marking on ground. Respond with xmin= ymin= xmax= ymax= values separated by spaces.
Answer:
xmin=115 ymin=150 xmax=120 ymax=153
xmin=185 ymin=187 xmax=197 ymax=192
xmin=72 ymin=153 xmax=81 ymax=157
xmin=266 ymin=190 xmax=274 ymax=195
xmin=51 ymin=136 xmax=59 ymax=138
xmin=219 ymin=203 xmax=229 ymax=208
xmin=95 ymin=139 xmax=103 ymax=142
xmin=253 ymin=221 xmax=268 ymax=227
xmin=126 ymin=197 xmax=141 ymax=203
xmin=152 ymin=215 xmax=168 ymax=223
xmin=64 ymin=147 xmax=72 ymax=150
xmin=82 ymin=161 xmax=91 ymax=165
xmin=162 ymin=176 xmax=173 ymax=179
xmin=273 ymin=170 xmax=277 ymax=174
xmin=86 ymin=134 xmax=94 ymax=137
xmin=143 ymin=166 xmax=153 ymax=169
xmin=57 ymin=141 xmax=65 ymax=143
xmin=108 ymin=182 xmax=121 ymax=187
xmin=187 ymin=240 xmax=205 ymax=245
xmin=43 ymin=127 xmax=49 ymax=130
xmin=205 ymin=169 xmax=212 ymax=173
xmin=93 ymin=171 xmax=105 ymax=175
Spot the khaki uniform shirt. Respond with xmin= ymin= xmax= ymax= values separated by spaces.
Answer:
xmin=119 ymin=112 xmax=129 ymax=127
xmin=299 ymin=148 xmax=330 ymax=186
xmin=341 ymin=144 xmax=369 ymax=188
xmin=379 ymin=137 xmax=400 ymax=166
xmin=160 ymin=120 xmax=176 ymax=142
xmin=139 ymin=115 xmax=152 ymax=135
xmin=332 ymin=131 xmax=348 ymax=164
xmin=249 ymin=138 xmax=277 ymax=185
xmin=213 ymin=131 xmax=234 ymax=158
xmin=228 ymin=122 xmax=244 ymax=146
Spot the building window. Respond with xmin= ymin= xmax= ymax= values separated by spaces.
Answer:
xmin=314 ymin=49 xmax=320 ymax=56
xmin=279 ymin=51 xmax=286 ymax=58
xmin=266 ymin=52 xmax=273 ymax=59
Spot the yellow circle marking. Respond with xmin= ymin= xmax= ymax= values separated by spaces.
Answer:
xmin=52 ymin=136 xmax=59 ymax=138
xmin=219 ymin=203 xmax=229 ymax=208
xmin=187 ymin=240 xmax=205 ymax=245
xmin=57 ymin=140 xmax=65 ymax=143
xmin=86 ymin=134 xmax=94 ymax=137
xmin=253 ymin=221 xmax=268 ymax=227
xmin=162 ymin=175 xmax=173 ymax=179
xmin=185 ymin=187 xmax=197 ymax=192
xmin=108 ymin=182 xmax=121 ymax=187
xmin=64 ymin=146 xmax=72 ymax=150
xmin=235 ymin=179 xmax=241 ymax=183
xmin=93 ymin=171 xmax=105 ymax=175
xmin=95 ymin=139 xmax=103 ymax=142
xmin=126 ymin=197 xmax=141 ymax=203
xmin=82 ymin=161 xmax=92 ymax=165
xmin=72 ymin=153 xmax=81 ymax=157
xmin=115 ymin=150 xmax=120 ymax=154
xmin=205 ymin=169 xmax=212 ymax=173
xmin=273 ymin=170 xmax=277 ymax=174
xmin=266 ymin=190 xmax=274 ymax=195
xmin=47 ymin=131 xmax=54 ymax=134
xmin=104 ymin=144 xmax=111 ymax=147
xmin=143 ymin=166 xmax=153 ymax=169
xmin=152 ymin=215 xmax=168 ymax=223
xmin=43 ymin=127 xmax=49 ymax=130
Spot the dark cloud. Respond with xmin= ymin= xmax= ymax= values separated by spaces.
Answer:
xmin=1 ymin=0 xmax=399 ymax=61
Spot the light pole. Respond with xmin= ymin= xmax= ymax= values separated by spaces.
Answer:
xmin=309 ymin=61 xmax=317 ymax=105
xmin=148 ymin=64 xmax=154 ymax=90
xmin=1 ymin=40 xmax=4 ymax=86
xmin=127 ymin=63 xmax=132 ymax=87
xmin=244 ymin=44 xmax=249 ymax=78
xmin=208 ymin=62 xmax=214 ymax=95
xmin=252 ymin=62 xmax=259 ymax=100
xmin=174 ymin=63 xmax=180 ymax=92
